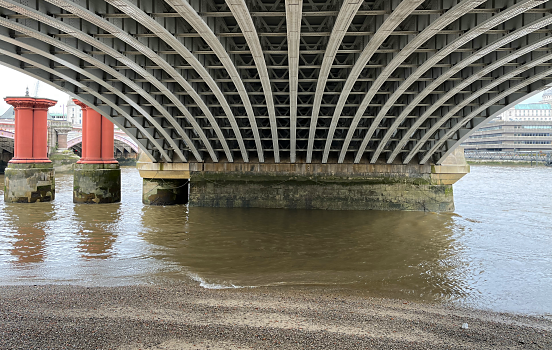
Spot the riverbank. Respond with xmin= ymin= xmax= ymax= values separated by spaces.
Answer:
xmin=1 ymin=284 xmax=550 ymax=349
xmin=467 ymin=160 xmax=549 ymax=166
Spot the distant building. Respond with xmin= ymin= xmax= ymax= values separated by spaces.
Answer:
xmin=463 ymin=92 xmax=552 ymax=152
xmin=0 ymin=106 xmax=69 ymax=121
xmin=66 ymin=98 xmax=82 ymax=125
xmin=48 ymin=112 xmax=66 ymax=121
xmin=0 ymin=106 xmax=14 ymax=120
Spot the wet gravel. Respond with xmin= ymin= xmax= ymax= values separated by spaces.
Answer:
xmin=0 ymin=284 xmax=550 ymax=349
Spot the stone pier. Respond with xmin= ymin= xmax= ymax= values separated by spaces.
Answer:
xmin=137 ymin=154 xmax=189 ymax=205
xmin=3 ymin=94 xmax=56 ymax=203
xmin=137 ymin=148 xmax=469 ymax=211
xmin=49 ymin=122 xmax=80 ymax=173
xmin=72 ymin=100 xmax=120 ymax=204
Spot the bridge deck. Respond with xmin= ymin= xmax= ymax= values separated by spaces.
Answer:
xmin=0 ymin=0 xmax=551 ymax=164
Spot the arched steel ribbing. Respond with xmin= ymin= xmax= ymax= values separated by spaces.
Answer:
xmin=286 ymin=0 xmax=302 ymax=163
xmin=0 ymin=0 xmax=551 ymax=165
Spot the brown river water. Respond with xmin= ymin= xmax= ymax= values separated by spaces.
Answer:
xmin=0 ymin=166 xmax=551 ymax=316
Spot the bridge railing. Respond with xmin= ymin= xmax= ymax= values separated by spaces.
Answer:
xmin=465 ymin=150 xmax=552 ymax=165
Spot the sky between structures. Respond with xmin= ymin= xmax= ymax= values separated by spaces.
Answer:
xmin=0 ymin=64 xmax=546 ymax=116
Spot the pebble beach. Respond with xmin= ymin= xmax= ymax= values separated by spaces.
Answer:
xmin=1 ymin=283 xmax=550 ymax=349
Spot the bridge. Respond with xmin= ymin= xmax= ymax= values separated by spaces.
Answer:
xmin=465 ymin=150 xmax=552 ymax=165
xmin=0 ymin=123 xmax=139 ymax=170
xmin=2 ymin=0 xmax=552 ymax=210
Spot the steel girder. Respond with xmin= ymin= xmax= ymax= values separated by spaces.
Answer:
xmin=1 ymin=0 xmax=552 ymax=164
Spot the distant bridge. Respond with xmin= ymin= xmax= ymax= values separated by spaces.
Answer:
xmin=0 ymin=128 xmax=138 ymax=159
xmin=67 ymin=134 xmax=139 ymax=157
xmin=465 ymin=150 xmax=552 ymax=165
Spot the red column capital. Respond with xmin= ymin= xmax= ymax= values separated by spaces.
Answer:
xmin=32 ymin=98 xmax=57 ymax=110
xmin=4 ymin=96 xmax=57 ymax=163
xmin=72 ymin=99 xmax=90 ymax=110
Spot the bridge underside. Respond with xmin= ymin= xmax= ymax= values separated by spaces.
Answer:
xmin=70 ymin=140 xmax=138 ymax=160
xmin=0 ymin=0 xmax=551 ymax=166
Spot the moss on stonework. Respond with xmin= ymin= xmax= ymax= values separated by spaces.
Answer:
xmin=73 ymin=163 xmax=121 ymax=204
xmin=3 ymin=163 xmax=55 ymax=203
xmin=188 ymin=173 xmax=454 ymax=212
xmin=191 ymin=172 xmax=433 ymax=187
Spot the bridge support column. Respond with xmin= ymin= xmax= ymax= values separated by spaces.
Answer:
xmin=49 ymin=124 xmax=79 ymax=173
xmin=3 ymin=95 xmax=57 ymax=203
xmin=72 ymin=100 xmax=120 ymax=204
xmin=186 ymin=150 xmax=469 ymax=212
xmin=137 ymin=154 xmax=189 ymax=205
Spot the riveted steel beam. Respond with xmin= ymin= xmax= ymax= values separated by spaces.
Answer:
xmin=353 ymin=0 xmax=547 ymax=164
xmin=394 ymin=32 xmax=552 ymax=164
xmin=322 ymin=0 xmax=426 ymax=164
xmin=410 ymin=54 xmax=552 ymax=164
xmin=306 ymin=0 xmax=363 ymax=163
xmin=165 ymin=0 xmax=263 ymax=162
xmin=44 ymin=0 xmax=218 ymax=162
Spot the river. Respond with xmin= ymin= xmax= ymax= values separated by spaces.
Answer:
xmin=0 ymin=165 xmax=550 ymax=316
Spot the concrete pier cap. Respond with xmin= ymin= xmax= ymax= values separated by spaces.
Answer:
xmin=137 ymin=153 xmax=189 ymax=205
xmin=136 ymin=148 xmax=469 ymax=211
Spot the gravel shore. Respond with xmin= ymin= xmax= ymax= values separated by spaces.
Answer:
xmin=0 ymin=283 xmax=550 ymax=349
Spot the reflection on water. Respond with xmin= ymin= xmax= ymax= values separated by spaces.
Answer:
xmin=2 ymin=203 xmax=54 ymax=264
xmin=74 ymin=203 xmax=120 ymax=259
xmin=140 ymin=206 xmax=470 ymax=301
xmin=0 ymin=166 xmax=551 ymax=315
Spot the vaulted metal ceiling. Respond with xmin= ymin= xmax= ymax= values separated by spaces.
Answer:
xmin=0 ymin=0 xmax=551 ymax=164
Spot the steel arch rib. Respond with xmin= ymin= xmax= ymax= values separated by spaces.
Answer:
xmin=435 ymin=91 xmax=548 ymax=164
xmin=100 ymin=0 xmax=243 ymax=162
xmin=321 ymin=0 xmax=425 ymax=164
xmin=0 ymin=17 xmax=183 ymax=163
xmin=379 ymin=14 xmax=552 ymax=164
xmin=0 ymin=45 xmax=163 ymax=162
xmin=353 ymin=0 xmax=546 ymax=164
xmin=226 ymin=0 xmax=280 ymax=162
xmin=306 ymin=0 xmax=364 ymax=163
xmin=336 ymin=0 xmax=486 ymax=164
xmin=286 ymin=0 xmax=302 ymax=163
xmin=395 ymin=27 xmax=552 ymax=164
xmin=44 ymin=0 xmax=218 ymax=162
xmin=410 ymin=52 xmax=552 ymax=164
xmin=422 ymin=65 xmax=552 ymax=165
xmin=165 ymin=0 xmax=263 ymax=162
xmin=0 ymin=29 xmax=168 ymax=161
xmin=0 ymin=0 xmax=194 ymax=162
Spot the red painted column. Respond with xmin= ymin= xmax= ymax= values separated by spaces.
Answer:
xmin=101 ymin=117 xmax=116 ymax=163
xmin=32 ymin=103 xmax=50 ymax=161
xmin=74 ymin=100 xmax=118 ymax=164
xmin=79 ymin=102 xmax=88 ymax=161
xmin=4 ymin=97 xmax=57 ymax=163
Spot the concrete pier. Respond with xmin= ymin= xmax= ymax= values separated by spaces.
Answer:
xmin=73 ymin=163 xmax=121 ymax=204
xmin=3 ymin=95 xmax=57 ymax=203
xmin=4 ymin=163 xmax=54 ymax=203
xmin=137 ymin=149 xmax=469 ymax=211
xmin=142 ymin=178 xmax=189 ymax=205
xmin=72 ymin=100 xmax=120 ymax=204
xmin=137 ymin=155 xmax=190 ymax=205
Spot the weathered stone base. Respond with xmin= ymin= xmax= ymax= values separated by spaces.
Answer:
xmin=189 ymin=174 xmax=454 ymax=212
xmin=73 ymin=163 xmax=121 ymax=204
xmin=4 ymin=163 xmax=55 ymax=203
xmin=142 ymin=178 xmax=189 ymax=205
xmin=49 ymin=149 xmax=80 ymax=173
